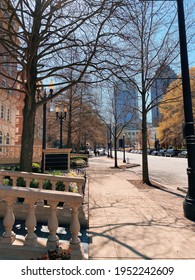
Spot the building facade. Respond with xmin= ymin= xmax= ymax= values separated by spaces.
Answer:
xmin=151 ymin=65 xmax=177 ymax=126
xmin=115 ymin=79 xmax=140 ymax=125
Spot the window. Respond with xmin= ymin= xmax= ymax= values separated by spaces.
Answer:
xmin=16 ymin=92 xmax=20 ymax=98
xmin=0 ymin=131 xmax=2 ymax=144
xmin=3 ymin=56 xmax=8 ymax=70
xmin=6 ymin=133 xmax=10 ymax=145
xmin=7 ymin=108 xmax=10 ymax=121
xmin=9 ymin=65 xmax=13 ymax=76
xmin=2 ymin=79 xmax=6 ymax=88
xmin=1 ymin=105 xmax=4 ymax=119
xmin=0 ymin=131 xmax=2 ymax=152
xmin=8 ymin=86 xmax=13 ymax=95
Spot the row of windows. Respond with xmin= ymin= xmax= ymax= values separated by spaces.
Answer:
xmin=1 ymin=79 xmax=13 ymax=95
xmin=2 ymin=55 xmax=14 ymax=77
xmin=1 ymin=79 xmax=21 ymax=98
xmin=0 ymin=104 xmax=11 ymax=121
xmin=0 ymin=131 xmax=10 ymax=145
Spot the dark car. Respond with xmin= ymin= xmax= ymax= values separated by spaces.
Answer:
xmin=151 ymin=150 xmax=158 ymax=156
xmin=157 ymin=149 xmax=166 ymax=156
xmin=164 ymin=149 xmax=181 ymax=157
xmin=178 ymin=150 xmax=187 ymax=158
xmin=147 ymin=148 xmax=155 ymax=155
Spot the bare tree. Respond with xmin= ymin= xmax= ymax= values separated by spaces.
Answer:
xmin=93 ymin=0 xmax=194 ymax=183
xmin=97 ymin=80 xmax=137 ymax=168
xmin=0 ymin=0 xmax=121 ymax=171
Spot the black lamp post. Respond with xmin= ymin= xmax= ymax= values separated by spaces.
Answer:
xmin=107 ymin=126 xmax=110 ymax=157
xmin=37 ymin=82 xmax=53 ymax=173
xmin=109 ymin=123 xmax=113 ymax=158
xmin=141 ymin=0 xmax=195 ymax=221
xmin=56 ymin=107 xmax=67 ymax=149
xmin=123 ymin=134 xmax=126 ymax=163
xmin=176 ymin=0 xmax=195 ymax=221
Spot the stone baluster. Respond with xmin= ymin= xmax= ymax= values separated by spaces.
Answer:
xmin=65 ymin=183 xmax=69 ymax=192
xmin=12 ymin=176 xmax=17 ymax=186
xmin=47 ymin=201 xmax=59 ymax=248
xmin=69 ymin=203 xmax=80 ymax=245
xmin=0 ymin=175 xmax=3 ymax=185
xmin=25 ymin=178 xmax=31 ymax=188
xmin=50 ymin=180 xmax=56 ymax=190
xmin=36 ymin=180 xmax=44 ymax=206
xmin=24 ymin=198 xmax=38 ymax=246
xmin=69 ymin=203 xmax=83 ymax=259
xmin=0 ymin=197 xmax=16 ymax=244
xmin=77 ymin=182 xmax=83 ymax=194
xmin=39 ymin=180 xmax=43 ymax=189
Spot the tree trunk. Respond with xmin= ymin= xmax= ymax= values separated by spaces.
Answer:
xmin=20 ymin=95 xmax=36 ymax=171
xmin=142 ymin=95 xmax=150 ymax=184
xmin=114 ymin=127 xmax=118 ymax=168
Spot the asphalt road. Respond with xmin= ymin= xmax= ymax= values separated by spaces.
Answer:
xmin=117 ymin=151 xmax=188 ymax=191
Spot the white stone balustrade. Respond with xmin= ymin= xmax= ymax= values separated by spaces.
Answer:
xmin=0 ymin=170 xmax=85 ymax=195
xmin=0 ymin=185 xmax=84 ymax=259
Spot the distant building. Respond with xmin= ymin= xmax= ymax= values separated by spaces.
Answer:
xmin=115 ymin=80 xmax=142 ymax=149
xmin=151 ymin=65 xmax=177 ymax=126
xmin=115 ymin=79 xmax=140 ymax=126
xmin=123 ymin=123 xmax=141 ymax=149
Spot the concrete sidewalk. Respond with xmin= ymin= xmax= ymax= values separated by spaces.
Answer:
xmin=86 ymin=156 xmax=195 ymax=259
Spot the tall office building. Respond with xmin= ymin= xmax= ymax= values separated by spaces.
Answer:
xmin=115 ymin=79 xmax=141 ymax=149
xmin=151 ymin=65 xmax=177 ymax=126
xmin=115 ymin=79 xmax=139 ymax=125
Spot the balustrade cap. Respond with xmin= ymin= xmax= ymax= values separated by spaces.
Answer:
xmin=0 ymin=170 xmax=85 ymax=183
xmin=0 ymin=185 xmax=83 ymax=204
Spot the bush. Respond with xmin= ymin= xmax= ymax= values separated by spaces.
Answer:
xmin=3 ymin=177 xmax=12 ymax=186
xmin=68 ymin=182 xmax=78 ymax=193
xmin=37 ymin=247 xmax=71 ymax=260
xmin=70 ymin=158 xmax=87 ymax=168
xmin=50 ymin=170 xmax=64 ymax=176
xmin=30 ymin=178 xmax=39 ymax=188
xmin=42 ymin=180 xmax=52 ymax=190
xmin=55 ymin=181 xmax=65 ymax=191
xmin=32 ymin=163 xmax=41 ymax=173
xmin=17 ymin=177 xmax=26 ymax=187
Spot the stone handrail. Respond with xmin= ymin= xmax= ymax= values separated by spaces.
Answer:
xmin=0 ymin=184 xmax=84 ymax=259
xmin=0 ymin=170 xmax=85 ymax=195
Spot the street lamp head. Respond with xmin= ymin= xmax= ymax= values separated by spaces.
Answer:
xmin=55 ymin=106 xmax=60 ymax=113
xmin=55 ymin=106 xmax=67 ymax=120
xmin=55 ymin=106 xmax=59 ymax=119
xmin=49 ymin=80 xmax=54 ymax=95
xmin=63 ymin=107 xmax=67 ymax=119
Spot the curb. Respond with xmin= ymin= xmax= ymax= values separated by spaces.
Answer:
xmin=177 ymin=186 xmax=187 ymax=193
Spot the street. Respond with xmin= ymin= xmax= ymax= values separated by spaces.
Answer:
xmin=117 ymin=151 xmax=188 ymax=191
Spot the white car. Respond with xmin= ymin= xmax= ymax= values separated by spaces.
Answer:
xmin=97 ymin=148 xmax=105 ymax=155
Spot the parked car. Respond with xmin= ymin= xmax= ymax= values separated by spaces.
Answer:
xmin=97 ymin=148 xmax=106 ymax=155
xmin=164 ymin=149 xmax=181 ymax=157
xmin=151 ymin=150 xmax=158 ymax=156
xmin=87 ymin=149 xmax=93 ymax=157
xmin=178 ymin=150 xmax=187 ymax=158
xmin=157 ymin=149 xmax=166 ymax=156
xmin=147 ymin=148 xmax=155 ymax=155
